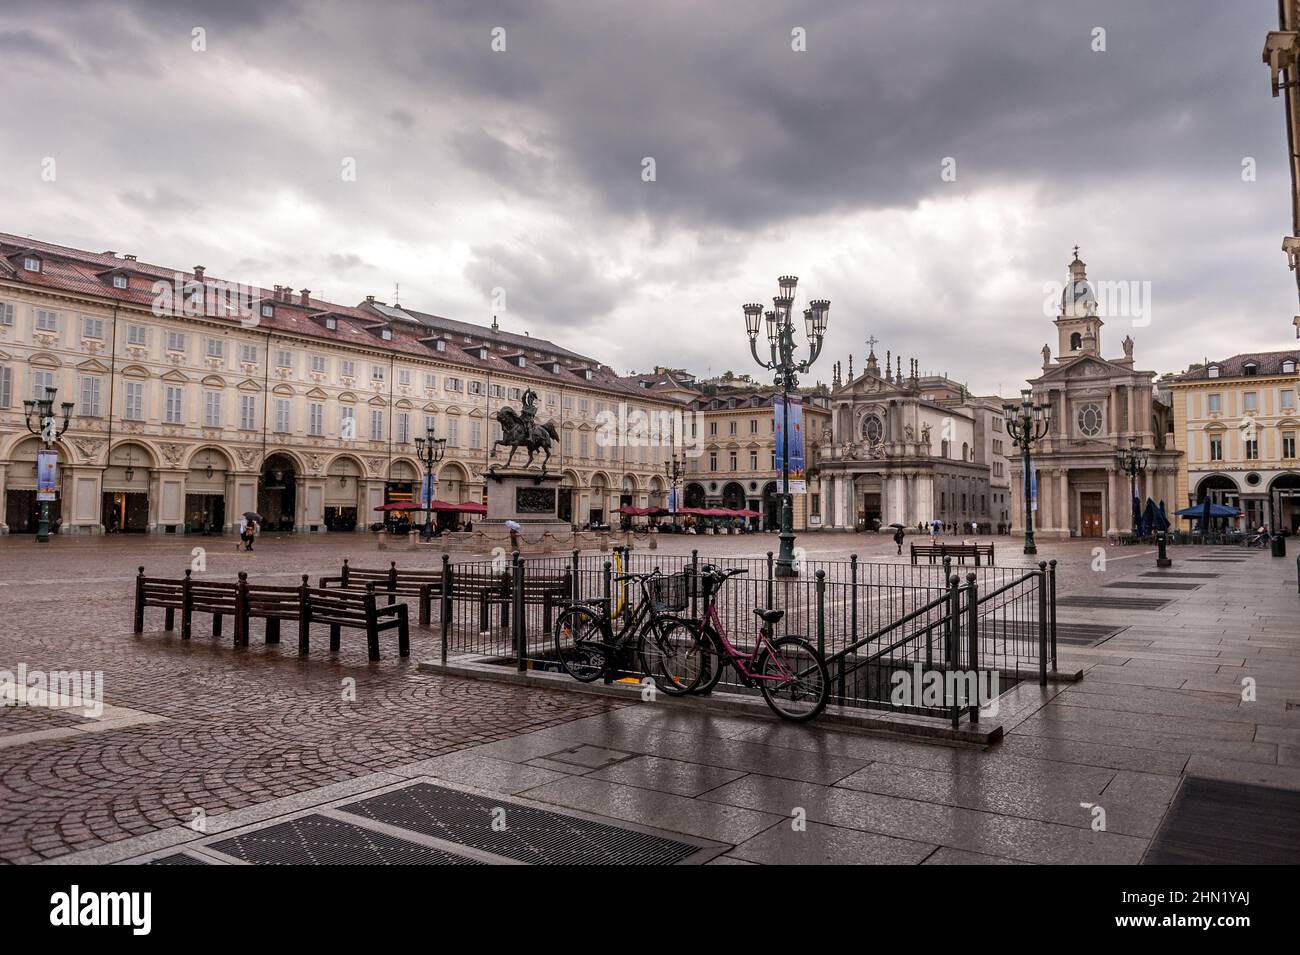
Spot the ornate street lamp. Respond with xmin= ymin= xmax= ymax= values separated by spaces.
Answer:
xmin=23 ymin=386 xmax=74 ymax=543
xmin=664 ymin=453 xmax=685 ymax=521
xmin=1002 ymin=389 xmax=1051 ymax=555
xmin=745 ymin=276 xmax=829 ymax=577
xmin=414 ymin=425 xmax=447 ymax=539
xmin=1115 ymin=436 xmax=1149 ymax=534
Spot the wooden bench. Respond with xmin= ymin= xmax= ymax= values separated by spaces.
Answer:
xmin=909 ymin=542 xmax=996 ymax=565
xmin=240 ymin=574 xmax=308 ymax=651
xmin=320 ymin=560 xmax=443 ymax=625
xmin=303 ymin=584 xmax=409 ymax=661
xmin=134 ymin=567 xmax=244 ymax=642
xmin=134 ymin=568 xmax=410 ymax=661
xmin=322 ymin=559 xmax=571 ymax=631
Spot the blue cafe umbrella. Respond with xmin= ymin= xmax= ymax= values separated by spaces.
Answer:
xmin=1174 ymin=502 xmax=1240 ymax=519
xmin=1142 ymin=498 xmax=1168 ymax=534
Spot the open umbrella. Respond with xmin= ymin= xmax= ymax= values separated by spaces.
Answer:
xmin=887 ymin=522 xmax=906 ymax=529
xmin=243 ymin=511 xmax=262 ymax=522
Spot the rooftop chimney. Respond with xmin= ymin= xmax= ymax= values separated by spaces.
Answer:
xmin=300 ymin=288 xmax=311 ymax=305
xmin=273 ymin=285 xmax=283 ymax=300
xmin=123 ymin=254 xmax=137 ymax=261
xmin=366 ymin=294 xmax=376 ymax=303
xmin=193 ymin=265 xmax=205 ymax=281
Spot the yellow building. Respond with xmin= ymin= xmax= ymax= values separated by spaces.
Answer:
xmin=1167 ymin=351 xmax=1300 ymax=532
xmin=0 ymin=233 xmax=686 ymax=535
xmin=685 ymin=389 xmax=831 ymax=531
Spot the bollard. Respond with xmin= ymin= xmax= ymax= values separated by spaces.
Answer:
xmin=1156 ymin=530 xmax=1172 ymax=568
xmin=966 ymin=573 xmax=979 ymax=724
xmin=814 ymin=570 xmax=826 ymax=659
xmin=1037 ymin=561 xmax=1048 ymax=687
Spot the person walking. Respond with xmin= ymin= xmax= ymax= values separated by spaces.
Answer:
xmin=238 ymin=515 xmax=248 ymax=551
xmin=244 ymin=520 xmax=257 ymax=551
xmin=893 ymin=526 xmax=905 ymax=555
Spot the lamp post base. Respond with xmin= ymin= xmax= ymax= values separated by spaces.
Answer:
xmin=775 ymin=533 xmax=798 ymax=577
xmin=775 ymin=495 xmax=797 ymax=576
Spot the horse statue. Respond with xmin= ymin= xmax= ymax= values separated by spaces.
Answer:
xmin=492 ymin=406 xmax=560 ymax=472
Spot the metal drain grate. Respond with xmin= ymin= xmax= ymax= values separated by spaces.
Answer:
xmin=1144 ymin=777 xmax=1300 ymax=864
xmin=1186 ymin=557 xmax=1247 ymax=562
xmin=1104 ymin=581 xmax=1202 ymax=591
xmin=1138 ymin=572 xmax=1220 ymax=579
xmin=1056 ymin=595 xmax=1171 ymax=610
xmin=990 ymin=620 xmax=1124 ymax=646
xmin=339 ymin=782 xmax=705 ymax=865
xmin=147 ymin=852 xmax=209 ymax=865
xmin=207 ymin=812 xmax=484 ymax=865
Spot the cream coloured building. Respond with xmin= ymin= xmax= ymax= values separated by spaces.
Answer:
xmin=681 ymin=388 xmax=830 ymax=531
xmin=0 ymin=234 xmax=685 ymax=535
xmin=1167 ymin=351 xmax=1300 ymax=533
xmin=1011 ymin=252 xmax=1181 ymax=539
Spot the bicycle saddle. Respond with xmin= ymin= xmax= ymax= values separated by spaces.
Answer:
xmin=753 ymin=608 xmax=784 ymax=624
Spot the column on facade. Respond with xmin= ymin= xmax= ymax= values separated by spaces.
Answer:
xmin=916 ymin=472 xmax=934 ymax=526
xmin=1105 ymin=466 xmax=1122 ymax=536
xmin=839 ymin=473 xmax=852 ymax=528
xmin=1056 ymin=467 xmax=1069 ymax=537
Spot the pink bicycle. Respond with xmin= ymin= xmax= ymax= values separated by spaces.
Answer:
xmin=647 ymin=565 xmax=829 ymax=722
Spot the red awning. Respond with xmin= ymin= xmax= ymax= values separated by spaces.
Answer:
xmin=456 ymin=501 xmax=487 ymax=514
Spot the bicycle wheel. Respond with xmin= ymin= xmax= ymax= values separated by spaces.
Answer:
xmin=756 ymin=636 xmax=830 ymax=722
xmin=553 ymin=606 xmax=608 ymax=682
xmin=638 ymin=617 xmax=707 ymax=696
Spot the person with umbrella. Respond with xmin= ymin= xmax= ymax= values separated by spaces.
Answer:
xmin=890 ymin=523 xmax=905 ymax=555
xmin=240 ymin=511 xmax=261 ymax=551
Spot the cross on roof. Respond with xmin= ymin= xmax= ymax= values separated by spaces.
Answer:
xmin=865 ymin=335 xmax=879 ymax=352
xmin=1072 ymin=245 xmax=1080 ymax=260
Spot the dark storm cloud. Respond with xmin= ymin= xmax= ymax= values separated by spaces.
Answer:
xmin=463 ymin=236 xmax=631 ymax=329
xmin=0 ymin=0 xmax=1291 ymax=390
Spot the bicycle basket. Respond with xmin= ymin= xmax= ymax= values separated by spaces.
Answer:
xmin=649 ymin=573 xmax=690 ymax=611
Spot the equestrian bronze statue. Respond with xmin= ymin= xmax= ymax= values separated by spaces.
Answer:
xmin=491 ymin=388 xmax=559 ymax=472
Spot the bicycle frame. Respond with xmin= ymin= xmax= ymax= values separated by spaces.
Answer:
xmin=696 ymin=593 xmax=798 ymax=687
xmin=571 ymin=574 xmax=675 ymax=658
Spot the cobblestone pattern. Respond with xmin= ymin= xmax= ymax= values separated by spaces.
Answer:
xmin=0 ymin=534 xmax=621 ymax=863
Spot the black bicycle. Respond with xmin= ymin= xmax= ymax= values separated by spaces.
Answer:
xmin=552 ymin=571 xmax=704 ymax=690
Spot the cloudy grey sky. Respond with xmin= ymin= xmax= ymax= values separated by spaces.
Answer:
xmin=0 ymin=0 xmax=1292 ymax=394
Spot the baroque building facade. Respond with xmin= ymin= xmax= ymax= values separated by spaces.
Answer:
xmin=0 ymin=234 xmax=684 ymax=535
xmin=1010 ymin=252 xmax=1181 ymax=539
xmin=1166 ymin=350 xmax=1300 ymax=533
xmin=816 ymin=349 xmax=1011 ymax=531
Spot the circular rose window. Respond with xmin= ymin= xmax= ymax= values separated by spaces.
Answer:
xmin=1077 ymin=403 xmax=1104 ymax=437
xmin=861 ymin=414 xmax=884 ymax=444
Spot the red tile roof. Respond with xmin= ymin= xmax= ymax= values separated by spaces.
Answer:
xmin=0 ymin=232 xmax=666 ymax=401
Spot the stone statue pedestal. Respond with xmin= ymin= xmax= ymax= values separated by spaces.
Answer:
xmin=482 ymin=468 xmax=569 ymax=553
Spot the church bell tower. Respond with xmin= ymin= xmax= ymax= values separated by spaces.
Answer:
xmin=1053 ymin=247 xmax=1103 ymax=358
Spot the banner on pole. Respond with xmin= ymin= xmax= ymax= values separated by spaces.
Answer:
xmin=774 ymin=395 xmax=807 ymax=494
xmin=37 ymin=449 xmax=58 ymax=502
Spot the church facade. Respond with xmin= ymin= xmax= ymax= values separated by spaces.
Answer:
xmin=1009 ymin=252 xmax=1181 ymax=539
xmin=816 ymin=351 xmax=1008 ymax=531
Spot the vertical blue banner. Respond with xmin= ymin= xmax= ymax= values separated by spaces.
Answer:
xmin=773 ymin=395 xmax=807 ymax=493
